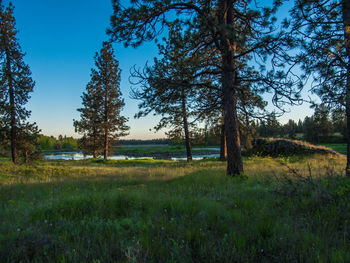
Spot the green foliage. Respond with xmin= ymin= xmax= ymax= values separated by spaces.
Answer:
xmin=38 ymin=135 xmax=78 ymax=152
xmin=255 ymin=106 xmax=346 ymax=143
xmin=304 ymin=104 xmax=334 ymax=143
xmin=16 ymin=122 xmax=41 ymax=162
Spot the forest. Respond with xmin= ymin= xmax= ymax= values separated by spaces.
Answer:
xmin=0 ymin=0 xmax=350 ymax=262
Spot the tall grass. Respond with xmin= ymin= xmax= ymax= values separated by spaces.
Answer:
xmin=0 ymin=154 xmax=349 ymax=262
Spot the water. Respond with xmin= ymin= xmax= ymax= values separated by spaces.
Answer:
xmin=170 ymin=154 xmax=219 ymax=161
xmin=44 ymin=152 xmax=219 ymax=161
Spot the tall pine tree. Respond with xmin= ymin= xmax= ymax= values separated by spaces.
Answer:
xmin=74 ymin=42 xmax=129 ymax=160
xmin=0 ymin=2 xmax=36 ymax=163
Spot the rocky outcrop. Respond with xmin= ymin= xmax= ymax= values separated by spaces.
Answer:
xmin=250 ymin=138 xmax=340 ymax=156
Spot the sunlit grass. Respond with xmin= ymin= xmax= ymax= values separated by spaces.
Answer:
xmin=0 ymin=154 xmax=349 ymax=262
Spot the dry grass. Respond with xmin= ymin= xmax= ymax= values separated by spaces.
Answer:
xmin=245 ymin=154 xmax=346 ymax=180
xmin=0 ymin=154 xmax=346 ymax=186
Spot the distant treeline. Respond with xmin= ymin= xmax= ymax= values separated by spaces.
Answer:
xmin=116 ymin=139 xmax=169 ymax=145
xmin=0 ymin=134 xmax=78 ymax=159
xmin=38 ymin=135 xmax=78 ymax=151
xmin=255 ymin=108 xmax=346 ymax=144
xmin=188 ymin=106 xmax=346 ymax=147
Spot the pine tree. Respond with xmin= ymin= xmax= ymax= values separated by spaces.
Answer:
xmin=74 ymin=80 xmax=104 ymax=158
xmin=131 ymin=27 xmax=214 ymax=162
xmin=74 ymin=42 xmax=129 ymax=160
xmin=16 ymin=122 xmax=41 ymax=163
xmin=289 ymin=0 xmax=350 ymax=175
xmin=0 ymin=2 xmax=35 ymax=163
xmin=332 ymin=108 xmax=346 ymax=140
xmin=108 ymin=0 xmax=299 ymax=175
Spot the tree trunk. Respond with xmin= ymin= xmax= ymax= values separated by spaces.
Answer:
xmin=343 ymin=0 xmax=350 ymax=177
xmin=220 ymin=121 xmax=227 ymax=161
xmin=104 ymin=89 xmax=109 ymax=161
xmin=6 ymin=49 xmax=17 ymax=164
xmin=93 ymin=127 xmax=97 ymax=158
xmin=104 ymin=130 xmax=108 ymax=160
xmin=24 ymin=151 xmax=28 ymax=164
xmin=219 ymin=0 xmax=243 ymax=176
xmin=181 ymin=88 xmax=192 ymax=162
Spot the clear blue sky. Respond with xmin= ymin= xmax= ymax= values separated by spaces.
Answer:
xmin=6 ymin=0 xmax=314 ymax=139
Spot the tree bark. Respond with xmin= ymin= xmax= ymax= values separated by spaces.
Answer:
xmin=181 ymin=88 xmax=192 ymax=162
xmin=6 ymin=49 xmax=18 ymax=164
xmin=93 ymin=127 xmax=97 ymax=158
xmin=104 ymin=129 xmax=108 ymax=160
xmin=219 ymin=0 xmax=243 ymax=175
xmin=220 ymin=119 xmax=227 ymax=161
xmin=104 ymin=88 xmax=109 ymax=161
xmin=342 ymin=0 xmax=350 ymax=177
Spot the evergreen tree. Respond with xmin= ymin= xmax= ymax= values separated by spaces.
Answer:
xmin=74 ymin=80 xmax=104 ymax=158
xmin=302 ymin=105 xmax=333 ymax=143
xmin=109 ymin=0 xmax=299 ymax=175
xmin=283 ymin=119 xmax=298 ymax=139
xmin=297 ymin=119 xmax=303 ymax=133
xmin=74 ymin=42 xmax=129 ymax=160
xmin=332 ymin=108 xmax=346 ymax=140
xmin=131 ymin=27 xmax=214 ymax=162
xmin=289 ymin=0 xmax=350 ymax=175
xmin=16 ymin=122 xmax=41 ymax=163
xmin=257 ymin=113 xmax=282 ymax=138
xmin=303 ymin=116 xmax=315 ymax=142
xmin=0 ymin=2 xmax=35 ymax=163
xmin=313 ymin=104 xmax=333 ymax=142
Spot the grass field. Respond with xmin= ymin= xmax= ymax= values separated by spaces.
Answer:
xmin=1 ymin=155 xmax=350 ymax=262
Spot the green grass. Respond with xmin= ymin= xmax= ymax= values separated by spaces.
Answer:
xmin=0 ymin=155 xmax=349 ymax=262
xmin=318 ymin=143 xmax=347 ymax=154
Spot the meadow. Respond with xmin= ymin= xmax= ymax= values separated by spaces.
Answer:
xmin=0 ymin=154 xmax=349 ymax=262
